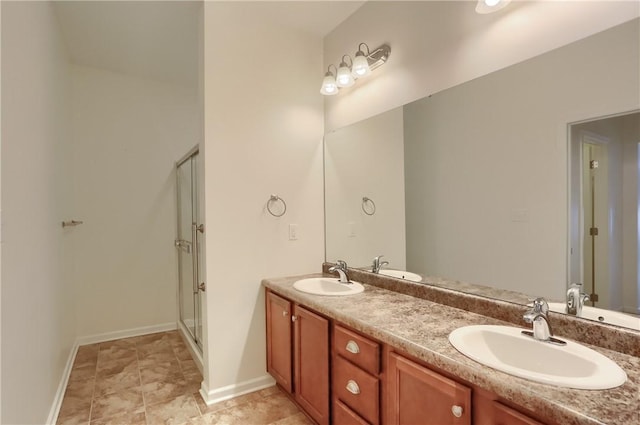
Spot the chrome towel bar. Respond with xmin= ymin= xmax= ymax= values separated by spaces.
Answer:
xmin=61 ymin=220 xmax=83 ymax=228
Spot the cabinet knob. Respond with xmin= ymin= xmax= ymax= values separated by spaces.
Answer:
xmin=345 ymin=340 xmax=360 ymax=354
xmin=282 ymin=310 xmax=288 ymax=317
xmin=346 ymin=380 xmax=360 ymax=395
xmin=291 ymin=315 xmax=297 ymax=322
xmin=451 ymin=405 xmax=463 ymax=418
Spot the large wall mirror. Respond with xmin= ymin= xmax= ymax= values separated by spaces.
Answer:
xmin=325 ymin=19 xmax=640 ymax=330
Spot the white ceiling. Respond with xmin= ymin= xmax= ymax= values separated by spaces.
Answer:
xmin=53 ymin=1 xmax=365 ymax=88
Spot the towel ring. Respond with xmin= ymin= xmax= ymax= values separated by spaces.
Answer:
xmin=362 ymin=197 xmax=376 ymax=216
xmin=267 ymin=194 xmax=287 ymax=217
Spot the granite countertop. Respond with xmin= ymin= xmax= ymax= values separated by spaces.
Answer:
xmin=262 ymin=273 xmax=640 ymax=425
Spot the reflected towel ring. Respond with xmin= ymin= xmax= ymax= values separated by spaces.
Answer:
xmin=362 ymin=197 xmax=376 ymax=216
xmin=267 ymin=194 xmax=287 ymax=217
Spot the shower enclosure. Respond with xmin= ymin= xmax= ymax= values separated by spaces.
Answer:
xmin=175 ymin=147 xmax=204 ymax=350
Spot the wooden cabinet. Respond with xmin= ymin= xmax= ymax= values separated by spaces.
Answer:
xmin=265 ymin=290 xmax=329 ymax=425
xmin=493 ymin=402 xmax=545 ymax=425
xmin=294 ymin=305 xmax=330 ymax=425
xmin=473 ymin=389 xmax=547 ymax=425
xmin=332 ymin=325 xmax=381 ymax=425
xmin=387 ymin=352 xmax=472 ymax=425
xmin=266 ymin=288 xmax=551 ymax=425
xmin=266 ymin=291 xmax=292 ymax=392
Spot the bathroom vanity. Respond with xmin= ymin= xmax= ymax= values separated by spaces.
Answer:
xmin=263 ymin=272 xmax=640 ymax=425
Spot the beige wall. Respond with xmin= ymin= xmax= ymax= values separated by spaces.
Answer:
xmin=70 ymin=65 xmax=199 ymax=337
xmin=201 ymin=1 xmax=325 ymax=401
xmin=1 ymin=2 xmax=75 ymax=423
xmin=324 ymin=1 xmax=639 ymax=132
xmin=325 ymin=107 xmax=406 ymax=270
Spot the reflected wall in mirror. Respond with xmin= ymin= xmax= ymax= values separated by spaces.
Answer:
xmin=569 ymin=112 xmax=639 ymax=313
xmin=324 ymin=19 xmax=640 ymax=329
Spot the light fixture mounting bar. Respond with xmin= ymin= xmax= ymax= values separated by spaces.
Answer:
xmin=367 ymin=44 xmax=391 ymax=71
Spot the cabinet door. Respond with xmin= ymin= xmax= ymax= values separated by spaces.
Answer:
xmin=494 ymin=402 xmax=545 ymax=425
xmin=266 ymin=291 xmax=292 ymax=393
xmin=294 ymin=305 xmax=330 ymax=425
xmin=387 ymin=352 xmax=471 ymax=425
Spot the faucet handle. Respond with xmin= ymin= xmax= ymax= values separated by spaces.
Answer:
xmin=530 ymin=297 xmax=549 ymax=315
xmin=336 ymin=260 xmax=348 ymax=270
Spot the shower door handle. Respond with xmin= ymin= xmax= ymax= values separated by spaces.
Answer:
xmin=192 ymin=224 xmax=199 ymax=294
xmin=175 ymin=239 xmax=191 ymax=254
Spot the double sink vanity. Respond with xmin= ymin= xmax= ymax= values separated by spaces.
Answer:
xmin=263 ymin=265 xmax=640 ymax=425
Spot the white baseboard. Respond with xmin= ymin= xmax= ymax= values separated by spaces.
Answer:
xmin=199 ymin=374 xmax=276 ymax=406
xmin=76 ymin=322 xmax=177 ymax=346
xmin=46 ymin=342 xmax=79 ymax=425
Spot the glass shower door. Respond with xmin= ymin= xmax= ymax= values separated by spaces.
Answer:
xmin=176 ymin=149 xmax=202 ymax=349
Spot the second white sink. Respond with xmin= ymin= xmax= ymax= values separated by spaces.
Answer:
xmin=293 ymin=277 xmax=364 ymax=296
xmin=378 ymin=269 xmax=423 ymax=282
xmin=449 ymin=325 xmax=626 ymax=389
xmin=546 ymin=302 xmax=640 ymax=330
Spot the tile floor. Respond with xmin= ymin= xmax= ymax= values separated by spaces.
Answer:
xmin=56 ymin=331 xmax=311 ymax=425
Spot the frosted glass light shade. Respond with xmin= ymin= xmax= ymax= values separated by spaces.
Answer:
xmin=336 ymin=64 xmax=355 ymax=88
xmin=320 ymin=73 xmax=338 ymax=95
xmin=475 ymin=0 xmax=511 ymax=14
xmin=352 ymin=53 xmax=370 ymax=78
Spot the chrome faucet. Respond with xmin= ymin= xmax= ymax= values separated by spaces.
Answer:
xmin=329 ymin=260 xmax=351 ymax=284
xmin=522 ymin=298 xmax=566 ymax=345
xmin=371 ymin=255 xmax=389 ymax=273
xmin=566 ymin=283 xmax=590 ymax=316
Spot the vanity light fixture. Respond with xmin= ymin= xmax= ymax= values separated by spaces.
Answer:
xmin=320 ymin=65 xmax=339 ymax=96
xmin=475 ymin=0 xmax=511 ymax=14
xmin=320 ymin=42 xmax=391 ymax=95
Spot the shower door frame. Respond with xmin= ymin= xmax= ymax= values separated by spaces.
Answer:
xmin=176 ymin=145 xmax=203 ymax=351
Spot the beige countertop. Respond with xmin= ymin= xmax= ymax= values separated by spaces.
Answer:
xmin=262 ymin=273 xmax=640 ymax=425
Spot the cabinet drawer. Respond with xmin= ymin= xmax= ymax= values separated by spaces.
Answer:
xmin=334 ymin=325 xmax=380 ymax=375
xmin=334 ymin=399 xmax=370 ymax=425
xmin=333 ymin=355 xmax=379 ymax=425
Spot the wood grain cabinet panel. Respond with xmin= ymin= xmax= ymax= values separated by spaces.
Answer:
xmin=334 ymin=399 xmax=370 ymax=425
xmin=294 ymin=305 xmax=330 ymax=425
xmin=334 ymin=325 xmax=381 ymax=375
xmin=266 ymin=291 xmax=292 ymax=393
xmin=333 ymin=355 xmax=380 ymax=425
xmin=387 ymin=352 xmax=472 ymax=425
xmin=494 ymin=401 xmax=545 ymax=425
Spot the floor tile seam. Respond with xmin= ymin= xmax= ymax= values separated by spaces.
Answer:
xmin=87 ymin=351 xmax=100 ymax=424
xmin=187 ymin=393 xmax=205 ymax=421
xmin=136 ymin=342 xmax=149 ymax=420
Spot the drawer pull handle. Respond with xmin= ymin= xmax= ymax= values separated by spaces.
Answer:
xmin=346 ymin=380 xmax=360 ymax=395
xmin=451 ymin=405 xmax=463 ymax=418
xmin=346 ymin=340 xmax=360 ymax=354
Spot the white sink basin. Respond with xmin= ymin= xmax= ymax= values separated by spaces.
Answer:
xmin=546 ymin=302 xmax=640 ymax=330
xmin=293 ymin=278 xmax=364 ymax=296
xmin=449 ymin=325 xmax=626 ymax=389
xmin=378 ymin=269 xmax=423 ymax=282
